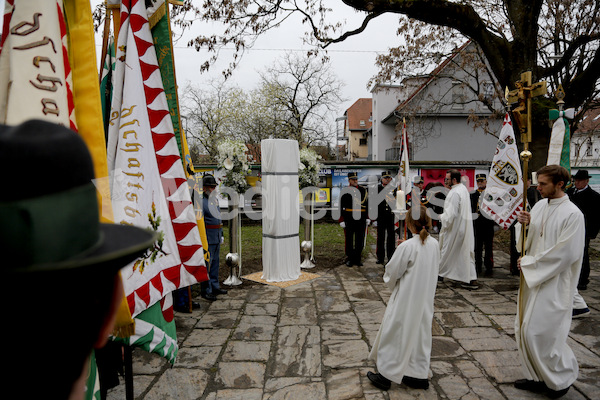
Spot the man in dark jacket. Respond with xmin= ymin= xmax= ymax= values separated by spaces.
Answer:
xmin=470 ymin=174 xmax=496 ymax=276
xmin=375 ymin=170 xmax=396 ymax=264
xmin=339 ymin=172 xmax=369 ymax=266
xmin=567 ymin=170 xmax=600 ymax=290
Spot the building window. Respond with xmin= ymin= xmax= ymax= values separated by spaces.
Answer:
xmin=359 ymin=138 xmax=367 ymax=146
xmin=360 ymin=120 xmax=365 ymax=127
xmin=483 ymin=82 xmax=494 ymax=102
xmin=585 ymin=137 xmax=593 ymax=157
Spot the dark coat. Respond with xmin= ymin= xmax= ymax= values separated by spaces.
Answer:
xmin=567 ymin=186 xmax=600 ymax=239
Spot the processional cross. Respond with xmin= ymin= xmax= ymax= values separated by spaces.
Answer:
xmin=506 ymin=71 xmax=547 ymax=256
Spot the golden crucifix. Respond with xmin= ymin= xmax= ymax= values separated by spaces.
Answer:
xmin=507 ymin=71 xmax=547 ymax=255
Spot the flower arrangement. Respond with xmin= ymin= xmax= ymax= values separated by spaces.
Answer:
xmin=299 ymin=148 xmax=322 ymax=188
xmin=216 ymin=139 xmax=252 ymax=193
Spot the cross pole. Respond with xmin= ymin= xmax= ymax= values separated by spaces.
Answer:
xmin=506 ymin=71 xmax=547 ymax=256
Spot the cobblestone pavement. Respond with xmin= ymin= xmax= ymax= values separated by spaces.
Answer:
xmin=108 ymin=241 xmax=600 ymax=400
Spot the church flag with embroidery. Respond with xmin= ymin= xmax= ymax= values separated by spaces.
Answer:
xmin=107 ymin=0 xmax=207 ymax=326
xmin=481 ymin=113 xmax=524 ymax=230
xmin=547 ymin=107 xmax=574 ymax=174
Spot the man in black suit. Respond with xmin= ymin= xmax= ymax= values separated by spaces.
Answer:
xmin=339 ymin=172 xmax=369 ymax=266
xmin=374 ymin=170 xmax=396 ymax=264
xmin=567 ymin=170 xmax=600 ymax=290
xmin=470 ymin=174 xmax=496 ymax=276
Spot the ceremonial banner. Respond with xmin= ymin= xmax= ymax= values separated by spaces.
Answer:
xmin=547 ymin=108 xmax=574 ymax=173
xmin=481 ymin=114 xmax=523 ymax=229
xmin=398 ymin=119 xmax=411 ymax=195
xmin=0 ymin=0 xmax=73 ymax=127
xmin=107 ymin=0 xmax=207 ymax=323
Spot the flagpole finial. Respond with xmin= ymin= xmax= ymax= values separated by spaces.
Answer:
xmin=555 ymin=85 xmax=566 ymax=111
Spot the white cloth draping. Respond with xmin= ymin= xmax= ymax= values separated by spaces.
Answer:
xmin=438 ymin=183 xmax=477 ymax=283
xmin=515 ymin=195 xmax=585 ymax=390
xmin=261 ymin=139 xmax=301 ymax=282
xmin=369 ymin=235 xmax=440 ymax=382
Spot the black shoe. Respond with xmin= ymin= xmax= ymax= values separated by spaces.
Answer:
xmin=514 ymin=379 xmax=547 ymax=393
xmin=461 ymin=280 xmax=479 ymax=290
xmin=191 ymin=301 xmax=201 ymax=310
xmin=213 ymin=288 xmax=228 ymax=295
xmin=546 ymin=386 xmax=570 ymax=398
xmin=402 ymin=376 xmax=429 ymax=390
xmin=578 ymin=284 xmax=587 ymax=290
xmin=174 ymin=305 xmax=192 ymax=313
xmin=484 ymin=268 xmax=493 ymax=277
xmin=438 ymin=276 xmax=444 ymax=282
xmin=367 ymin=371 xmax=391 ymax=391
xmin=345 ymin=260 xmax=353 ymax=267
xmin=201 ymin=292 xmax=217 ymax=301
xmin=376 ymin=260 xmax=384 ymax=265
xmin=356 ymin=261 xmax=364 ymax=266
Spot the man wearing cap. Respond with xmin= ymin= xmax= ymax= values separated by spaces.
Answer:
xmin=439 ymin=169 xmax=478 ymax=289
xmin=375 ymin=171 xmax=397 ymax=264
xmin=1 ymin=120 xmax=155 ymax=400
xmin=339 ymin=172 xmax=369 ymax=266
xmin=201 ymin=174 xmax=227 ymax=301
xmin=470 ymin=173 xmax=496 ymax=276
xmin=567 ymin=170 xmax=600 ymax=291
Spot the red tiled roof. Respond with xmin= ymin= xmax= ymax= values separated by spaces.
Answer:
xmin=346 ymin=98 xmax=372 ymax=131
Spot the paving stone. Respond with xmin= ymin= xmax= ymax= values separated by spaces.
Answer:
xmin=470 ymin=350 xmax=523 ymax=383
xmin=326 ymin=369 xmax=363 ymax=400
xmin=222 ymin=340 xmax=271 ymax=362
xmin=279 ymin=296 xmax=318 ymax=325
xmin=272 ymin=325 xmax=321 ymax=376
xmin=316 ymin=290 xmax=351 ymax=312
xmin=207 ymin=299 xmax=246 ymax=311
xmin=467 ymin=376 xmax=506 ymax=400
xmin=452 ymin=326 xmax=501 ymax=339
xmin=184 ymin=328 xmax=231 ymax=347
xmin=476 ymin=302 xmax=517 ymax=315
xmin=142 ymin=368 xmax=209 ymax=400
xmin=437 ymin=374 xmax=470 ymax=398
xmin=131 ymin=348 xmax=168 ymax=374
xmin=205 ymin=389 xmax=263 ymax=400
xmin=232 ymin=321 xmax=276 ymax=341
xmin=431 ymin=336 xmax=465 ymax=358
xmin=343 ymin=280 xmax=381 ymax=301
xmin=195 ymin=309 xmax=240 ymax=329
xmin=312 ymin=276 xmax=343 ymax=291
xmin=106 ymin=374 xmax=155 ymax=400
xmin=458 ymin=335 xmax=518 ymax=352
xmin=264 ymin=377 xmax=316 ymax=392
xmin=353 ymin=300 xmax=386 ymax=325
xmin=176 ymin=346 xmax=221 ymax=369
xmin=568 ymin=337 xmax=600 ymax=368
xmin=215 ymin=361 xmax=265 ymax=388
xmin=245 ymin=302 xmax=279 ymax=316
xmin=263 ymin=381 xmax=327 ymax=400
xmin=435 ymin=312 xmax=492 ymax=328
xmin=284 ymin=281 xmax=315 ymax=297
xmin=488 ymin=314 xmax=516 ymax=335
xmin=434 ymin=297 xmax=476 ymax=313
xmin=574 ymin=368 xmax=600 ymax=400
xmin=320 ymin=312 xmax=362 ymax=340
xmin=323 ymin=339 xmax=370 ymax=368
xmin=337 ymin=266 xmax=368 ymax=281
xmin=246 ymin=286 xmax=282 ymax=303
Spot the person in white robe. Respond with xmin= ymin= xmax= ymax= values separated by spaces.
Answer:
xmin=515 ymin=165 xmax=585 ymax=398
xmin=438 ymin=169 xmax=478 ymax=289
xmin=367 ymin=205 xmax=440 ymax=391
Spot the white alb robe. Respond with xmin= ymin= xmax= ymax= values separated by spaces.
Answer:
xmin=438 ymin=183 xmax=477 ymax=283
xmin=516 ymin=195 xmax=585 ymax=391
xmin=369 ymin=235 xmax=440 ymax=382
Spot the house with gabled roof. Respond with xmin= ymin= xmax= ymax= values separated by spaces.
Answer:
xmin=572 ymin=108 xmax=600 ymax=168
xmin=369 ymin=41 xmax=503 ymax=164
xmin=341 ymin=98 xmax=372 ymax=161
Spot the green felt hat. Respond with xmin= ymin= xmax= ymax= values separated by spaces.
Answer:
xmin=0 ymin=120 xmax=156 ymax=275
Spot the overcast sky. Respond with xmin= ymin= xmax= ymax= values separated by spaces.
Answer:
xmin=1 ymin=0 xmax=403 ymax=118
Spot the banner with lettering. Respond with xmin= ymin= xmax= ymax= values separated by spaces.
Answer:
xmin=481 ymin=114 xmax=523 ymax=229
xmin=107 ymin=0 xmax=207 ymax=318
